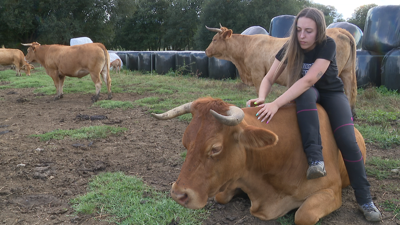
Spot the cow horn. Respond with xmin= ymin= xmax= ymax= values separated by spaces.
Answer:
xmin=205 ymin=25 xmax=222 ymax=33
xmin=151 ymin=102 xmax=192 ymax=120
xmin=210 ymin=106 xmax=244 ymax=126
xmin=21 ymin=43 xmax=32 ymax=46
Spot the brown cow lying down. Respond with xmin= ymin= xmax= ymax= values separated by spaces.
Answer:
xmin=0 ymin=48 xmax=32 ymax=76
xmin=205 ymin=25 xmax=357 ymax=114
xmin=110 ymin=59 xmax=122 ymax=73
xmin=21 ymin=42 xmax=112 ymax=102
xmin=152 ymin=97 xmax=366 ymax=225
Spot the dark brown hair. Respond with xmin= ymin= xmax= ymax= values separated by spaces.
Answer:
xmin=277 ymin=7 xmax=327 ymax=87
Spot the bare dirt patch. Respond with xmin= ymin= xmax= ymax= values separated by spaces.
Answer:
xmin=0 ymin=70 xmax=399 ymax=225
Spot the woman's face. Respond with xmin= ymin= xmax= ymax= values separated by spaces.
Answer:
xmin=297 ymin=17 xmax=317 ymax=51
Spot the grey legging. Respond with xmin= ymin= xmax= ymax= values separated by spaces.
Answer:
xmin=295 ymin=87 xmax=371 ymax=205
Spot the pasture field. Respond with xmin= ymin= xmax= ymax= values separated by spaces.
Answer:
xmin=0 ymin=65 xmax=399 ymax=225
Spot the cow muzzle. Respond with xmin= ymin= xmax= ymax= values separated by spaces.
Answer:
xmin=170 ymin=182 xmax=207 ymax=209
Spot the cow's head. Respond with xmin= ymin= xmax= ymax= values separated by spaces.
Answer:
xmin=21 ymin=42 xmax=41 ymax=63
xmin=152 ymin=97 xmax=278 ymax=209
xmin=20 ymin=63 xmax=33 ymax=76
xmin=205 ymin=24 xmax=233 ymax=58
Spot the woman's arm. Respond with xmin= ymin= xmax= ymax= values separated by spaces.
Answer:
xmin=256 ymin=58 xmax=330 ymax=123
xmin=246 ymin=58 xmax=285 ymax=107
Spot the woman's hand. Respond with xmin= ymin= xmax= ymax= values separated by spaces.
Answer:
xmin=255 ymin=102 xmax=279 ymax=124
xmin=246 ymin=98 xmax=265 ymax=107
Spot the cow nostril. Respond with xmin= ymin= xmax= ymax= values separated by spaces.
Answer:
xmin=178 ymin=193 xmax=189 ymax=204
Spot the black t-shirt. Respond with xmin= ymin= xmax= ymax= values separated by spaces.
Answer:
xmin=276 ymin=36 xmax=344 ymax=92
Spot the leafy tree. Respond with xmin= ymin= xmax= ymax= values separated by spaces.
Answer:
xmin=347 ymin=4 xmax=377 ymax=32
xmin=114 ymin=0 xmax=169 ymax=51
xmin=0 ymin=0 xmax=38 ymax=48
xmin=0 ymin=0 xmax=135 ymax=48
xmin=163 ymin=0 xmax=204 ymax=50
xmin=194 ymin=0 xmax=307 ymax=50
xmin=311 ymin=3 xmax=343 ymax=26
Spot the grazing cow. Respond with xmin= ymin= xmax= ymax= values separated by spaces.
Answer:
xmin=21 ymin=42 xmax=112 ymax=102
xmin=205 ymin=25 xmax=357 ymax=114
xmin=152 ymin=97 xmax=366 ymax=225
xmin=110 ymin=59 xmax=121 ymax=73
xmin=0 ymin=49 xmax=32 ymax=76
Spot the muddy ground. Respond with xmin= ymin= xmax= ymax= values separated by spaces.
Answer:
xmin=0 ymin=66 xmax=399 ymax=225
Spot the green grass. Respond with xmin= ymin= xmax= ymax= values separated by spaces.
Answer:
xmin=93 ymin=100 xmax=134 ymax=109
xmin=71 ymin=172 xmax=209 ymax=224
xmin=30 ymin=125 xmax=127 ymax=141
xmin=366 ymin=156 xmax=400 ymax=180
xmin=382 ymin=199 xmax=400 ymax=220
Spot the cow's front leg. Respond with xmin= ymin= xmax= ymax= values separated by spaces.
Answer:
xmin=58 ymin=75 xmax=65 ymax=99
xmin=214 ymin=187 xmax=243 ymax=205
xmin=295 ymin=188 xmax=342 ymax=225
xmin=49 ymin=72 xmax=63 ymax=100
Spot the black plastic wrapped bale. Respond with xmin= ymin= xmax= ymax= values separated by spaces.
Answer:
xmin=115 ymin=52 xmax=128 ymax=68
xmin=155 ymin=51 xmax=176 ymax=75
xmin=208 ymin=57 xmax=237 ymax=80
xmin=362 ymin=5 xmax=400 ymax=54
xmin=175 ymin=51 xmax=192 ymax=75
xmin=356 ymin=50 xmax=383 ymax=88
xmin=381 ymin=48 xmax=400 ymax=91
xmin=269 ymin=15 xmax=295 ymax=38
xmin=138 ymin=51 xmax=155 ymax=73
xmin=190 ymin=51 xmax=209 ymax=78
xmin=241 ymin=26 xmax=269 ymax=35
xmin=126 ymin=51 xmax=140 ymax=71
xmin=327 ymin=22 xmax=363 ymax=50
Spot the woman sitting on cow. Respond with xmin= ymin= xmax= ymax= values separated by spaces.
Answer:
xmin=246 ymin=7 xmax=381 ymax=222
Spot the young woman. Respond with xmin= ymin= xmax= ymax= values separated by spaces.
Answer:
xmin=246 ymin=7 xmax=382 ymax=222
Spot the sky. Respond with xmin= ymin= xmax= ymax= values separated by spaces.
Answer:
xmin=312 ymin=0 xmax=399 ymax=20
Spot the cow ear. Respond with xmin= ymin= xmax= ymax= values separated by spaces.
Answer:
xmin=239 ymin=126 xmax=278 ymax=149
xmin=222 ymin=29 xmax=233 ymax=39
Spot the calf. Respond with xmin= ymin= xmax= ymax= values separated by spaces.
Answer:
xmin=110 ymin=59 xmax=121 ymax=73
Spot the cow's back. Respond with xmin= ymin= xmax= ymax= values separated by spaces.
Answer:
xmin=0 ymin=49 xmax=25 ymax=66
xmin=42 ymin=43 xmax=108 ymax=75
xmin=240 ymin=35 xmax=288 ymax=87
xmin=242 ymin=103 xmax=365 ymax=188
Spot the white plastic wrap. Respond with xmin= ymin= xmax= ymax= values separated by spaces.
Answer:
xmin=70 ymin=37 xmax=93 ymax=46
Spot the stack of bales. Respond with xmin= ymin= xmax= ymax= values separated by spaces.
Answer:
xmin=358 ymin=5 xmax=400 ymax=89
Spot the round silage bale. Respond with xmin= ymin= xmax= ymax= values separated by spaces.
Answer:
xmin=175 ymin=51 xmax=192 ymax=75
xmin=327 ymin=22 xmax=363 ymax=50
xmin=208 ymin=57 xmax=237 ymax=80
xmin=269 ymin=15 xmax=295 ymax=38
xmin=138 ymin=51 xmax=155 ymax=73
xmin=356 ymin=50 xmax=383 ymax=88
xmin=362 ymin=5 xmax=400 ymax=54
xmin=241 ymin=26 xmax=269 ymax=35
xmin=154 ymin=51 xmax=176 ymax=75
xmin=190 ymin=51 xmax=209 ymax=78
xmin=126 ymin=51 xmax=140 ymax=71
xmin=381 ymin=48 xmax=400 ymax=91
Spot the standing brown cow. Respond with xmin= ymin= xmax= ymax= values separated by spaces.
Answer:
xmin=205 ymin=25 xmax=357 ymax=114
xmin=0 ymin=49 xmax=32 ymax=76
xmin=22 ymin=42 xmax=112 ymax=102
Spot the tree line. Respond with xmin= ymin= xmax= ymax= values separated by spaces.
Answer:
xmin=0 ymin=0 xmax=376 ymax=51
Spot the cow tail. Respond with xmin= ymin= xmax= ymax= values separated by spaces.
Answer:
xmin=347 ymin=30 xmax=357 ymax=115
xmin=101 ymin=44 xmax=111 ymax=87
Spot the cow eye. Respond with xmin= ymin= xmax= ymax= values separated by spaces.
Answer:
xmin=210 ymin=145 xmax=222 ymax=156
